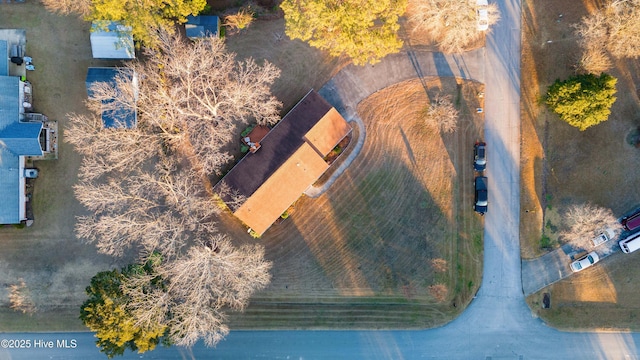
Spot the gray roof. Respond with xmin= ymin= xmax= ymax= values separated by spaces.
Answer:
xmin=90 ymin=21 xmax=135 ymax=59
xmin=185 ymin=15 xmax=220 ymax=38
xmin=0 ymin=75 xmax=43 ymax=224
xmin=86 ymin=67 xmax=137 ymax=128
xmin=0 ymin=40 xmax=7 ymax=76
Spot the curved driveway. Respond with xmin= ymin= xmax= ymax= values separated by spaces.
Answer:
xmin=3 ymin=0 xmax=640 ymax=358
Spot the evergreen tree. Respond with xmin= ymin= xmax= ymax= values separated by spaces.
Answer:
xmin=545 ymin=73 xmax=617 ymax=131
xmin=80 ymin=257 xmax=167 ymax=358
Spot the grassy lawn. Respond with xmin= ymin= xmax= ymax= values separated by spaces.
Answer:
xmin=521 ymin=0 xmax=640 ymax=327
xmin=0 ymin=2 xmax=484 ymax=331
xmin=228 ymin=78 xmax=485 ymax=329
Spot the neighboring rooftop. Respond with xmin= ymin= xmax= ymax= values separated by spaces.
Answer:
xmin=0 ymin=75 xmax=43 ymax=224
xmin=216 ymin=89 xmax=352 ymax=236
xmin=0 ymin=29 xmax=26 ymax=78
xmin=90 ymin=21 xmax=135 ymax=59
xmin=85 ymin=67 xmax=138 ymax=128
xmin=185 ymin=15 xmax=221 ymax=39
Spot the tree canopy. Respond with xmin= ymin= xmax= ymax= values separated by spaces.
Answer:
xmin=561 ymin=203 xmax=622 ymax=249
xmin=68 ymin=33 xmax=276 ymax=353
xmin=41 ymin=0 xmax=207 ymax=46
xmin=574 ymin=0 xmax=640 ymax=72
xmin=80 ymin=259 xmax=167 ymax=358
xmin=280 ymin=0 xmax=406 ymax=65
xmin=408 ymin=0 xmax=500 ymax=53
xmin=544 ymin=73 xmax=617 ymax=131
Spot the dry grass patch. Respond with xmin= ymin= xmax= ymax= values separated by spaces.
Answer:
xmin=522 ymin=0 xmax=640 ymax=328
xmin=0 ymin=2 xmax=128 ymax=329
xmin=228 ymin=78 xmax=485 ymax=329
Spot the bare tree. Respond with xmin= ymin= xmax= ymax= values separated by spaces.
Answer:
xmin=66 ymin=32 xmax=278 ymax=349
xmin=574 ymin=0 xmax=640 ymax=71
xmin=8 ymin=279 xmax=36 ymax=315
xmin=573 ymin=11 xmax=612 ymax=73
xmin=74 ymin=166 xmax=219 ymax=258
xmin=421 ymin=94 xmax=459 ymax=133
xmin=561 ymin=203 xmax=622 ymax=249
xmin=409 ymin=0 xmax=500 ymax=53
xmin=67 ymin=31 xmax=282 ymax=256
xmin=134 ymin=32 xmax=281 ymax=175
xmin=123 ymin=236 xmax=271 ymax=347
xmin=216 ymin=181 xmax=247 ymax=212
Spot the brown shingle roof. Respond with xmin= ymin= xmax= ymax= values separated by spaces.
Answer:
xmin=233 ymin=142 xmax=329 ymax=235
xmin=215 ymin=89 xmax=351 ymax=235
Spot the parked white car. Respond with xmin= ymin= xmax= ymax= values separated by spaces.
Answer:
xmin=570 ymin=251 xmax=600 ymax=273
xmin=477 ymin=0 xmax=489 ymax=31
xmin=591 ymin=228 xmax=615 ymax=247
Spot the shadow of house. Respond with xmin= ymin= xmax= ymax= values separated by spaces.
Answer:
xmin=90 ymin=21 xmax=135 ymax=60
xmin=214 ymin=90 xmax=352 ymax=236
xmin=85 ymin=67 xmax=138 ymax=129
xmin=185 ymin=15 xmax=221 ymax=39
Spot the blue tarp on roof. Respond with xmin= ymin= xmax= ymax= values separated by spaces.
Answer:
xmin=0 ymin=40 xmax=8 ymax=76
xmin=86 ymin=67 xmax=137 ymax=129
xmin=186 ymin=15 xmax=220 ymax=38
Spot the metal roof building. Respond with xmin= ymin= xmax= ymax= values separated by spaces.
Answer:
xmin=86 ymin=67 xmax=138 ymax=128
xmin=90 ymin=21 xmax=135 ymax=59
xmin=185 ymin=15 xmax=221 ymax=39
xmin=0 ymin=40 xmax=8 ymax=76
xmin=0 ymin=75 xmax=43 ymax=224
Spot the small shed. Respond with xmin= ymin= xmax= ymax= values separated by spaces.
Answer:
xmin=185 ymin=15 xmax=221 ymax=39
xmin=90 ymin=21 xmax=135 ymax=59
xmin=86 ymin=67 xmax=138 ymax=129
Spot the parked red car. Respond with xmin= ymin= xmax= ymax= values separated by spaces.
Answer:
xmin=622 ymin=210 xmax=640 ymax=232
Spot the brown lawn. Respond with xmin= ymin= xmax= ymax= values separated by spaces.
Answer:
xmin=0 ymin=1 xmax=484 ymax=331
xmin=522 ymin=0 xmax=640 ymax=328
xmin=227 ymin=78 xmax=485 ymax=329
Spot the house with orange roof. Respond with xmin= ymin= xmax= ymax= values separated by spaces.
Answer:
xmin=214 ymin=89 xmax=351 ymax=236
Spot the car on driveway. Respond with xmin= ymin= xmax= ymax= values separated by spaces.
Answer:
xmin=474 ymin=176 xmax=488 ymax=215
xmin=592 ymin=228 xmax=615 ymax=247
xmin=477 ymin=0 xmax=489 ymax=31
xmin=474 ymin=141 xmax=486 ymax=172
xmin=570 ymin=251 xmax=599 ymax=272
xmin=622 ymin=210 xmax=640 ymax=232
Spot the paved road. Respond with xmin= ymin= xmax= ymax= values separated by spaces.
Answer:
xmin=523 ymin=234 xmax=623 ymax=295
xmin=4 ymin=0 xmax=640 ymax=358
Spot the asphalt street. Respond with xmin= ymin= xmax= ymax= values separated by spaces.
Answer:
xmin=3 ymin=0 xmax=640 ymax=358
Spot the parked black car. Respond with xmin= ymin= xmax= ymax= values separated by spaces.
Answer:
xmin=474 ymin=176 xmax=488 ymax=215
xmin=474 ymin=141 xmax=487 ymax=172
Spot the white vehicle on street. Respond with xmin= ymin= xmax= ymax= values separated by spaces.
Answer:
xmin=477 ymin=0 xmax=489 ymax=31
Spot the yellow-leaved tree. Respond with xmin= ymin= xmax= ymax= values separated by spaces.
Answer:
xmin=41 ymin=0 xmax=207 ymax=46
xmin=280 ymin=0 xmax=407 ymax=65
